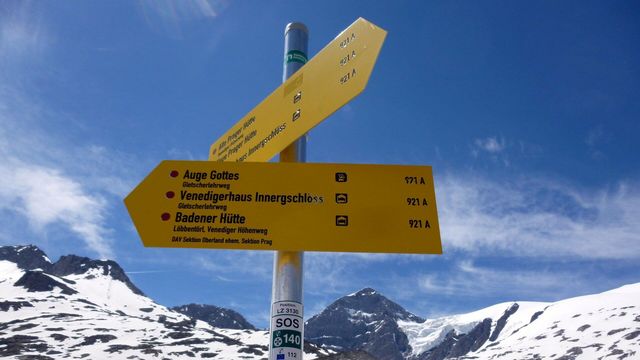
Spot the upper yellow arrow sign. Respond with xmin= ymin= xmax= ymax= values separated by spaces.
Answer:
xmin=209 ymin=18 xmax=387 ymax=162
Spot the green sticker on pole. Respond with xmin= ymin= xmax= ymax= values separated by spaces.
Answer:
xmin=285 ymin=50 xmax=307 ymax=64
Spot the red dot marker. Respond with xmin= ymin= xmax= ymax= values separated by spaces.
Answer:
xmin=166 ymin=191 xmax=175 ymax=199
xmin=161 ymin=213 xmax=170 ymax=221
xmin=170 ymin=170 xmax=179 ymax=178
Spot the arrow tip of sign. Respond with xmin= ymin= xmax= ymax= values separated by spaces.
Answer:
xmin=357 ymin=17 xmax=388 ymax=34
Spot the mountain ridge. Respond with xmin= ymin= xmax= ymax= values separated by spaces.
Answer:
xmin=171 ymin=303 xmax=257 ymax=330
xmin=0 ymin=244 xmax=332 ymax=359
xmin=0 ymin=244 xmax=143 ymax=296
xmin=306 ymin=287 xmax=425 ymax=359
xmin=1 ymin=244 xmax=639 ymax=359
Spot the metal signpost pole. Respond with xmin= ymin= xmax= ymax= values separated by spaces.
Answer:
xmin=269 ymin=23 xmax=308 ymax=360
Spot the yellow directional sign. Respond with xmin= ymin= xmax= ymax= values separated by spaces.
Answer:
xmin=124 ymin=161 xmax=441 ymax=254
xmin=209 ymin=18 xmax=387 ymax=162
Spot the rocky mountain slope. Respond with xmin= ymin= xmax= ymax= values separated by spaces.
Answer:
xmin=309 ymin=285 xmax=639 ymax=359
xmin=438 ymin=284 xmax=640 ymax=359
xmin=306 ymin=288 xmax=425 ymax=360
xmin=171 ymin=303 xmax=257 ymax=330
xmin=0 ymin=245 xmax=331 ymax=359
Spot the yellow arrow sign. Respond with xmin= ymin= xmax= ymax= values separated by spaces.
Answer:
xmin=209 ymin=18 xmax=387 ymax=162
xmin=124 ymin=161 xmax=441 ymax=254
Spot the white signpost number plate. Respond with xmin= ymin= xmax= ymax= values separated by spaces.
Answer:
xmin=270 ymin=301 xmax=303 ymax=360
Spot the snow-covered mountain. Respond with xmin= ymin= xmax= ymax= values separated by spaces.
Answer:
xmin=310 ymin=286 xmax=639 ymax=359
xmin=306 ymin=288 xmax=425 ymax=360
xmin=2 ymin=244 xmax=639 ymax=359
xmin=402 ymin=284 xmax=640 ymax=359
xmin=0 ymin=245 xmax=332 ymax=359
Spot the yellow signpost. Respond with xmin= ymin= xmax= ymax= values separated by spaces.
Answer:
xmin=125 ymin=160 xmax=441 ymax=254
xmin=124 ymin=18 xmax=441 ymax=360
xmin=209 ymin=18 xmax=387 ymax=162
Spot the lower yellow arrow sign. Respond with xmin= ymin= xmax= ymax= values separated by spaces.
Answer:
xmin=124 ymin=161 xmax=441 ymax=254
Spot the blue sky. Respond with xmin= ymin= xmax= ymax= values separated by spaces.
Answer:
xmin=1 ymin=1 xmax=639 ymax=328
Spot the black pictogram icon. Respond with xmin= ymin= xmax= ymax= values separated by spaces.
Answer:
xmin=335 ymin=193 xmax=348 ymax=204
xmin=335 ymin=172 xmax=347 ymax=182
xmin=336 ymin=215 xmax=349 ymax=226
xmin=292 ymin=109 xmax=301 ymax=121
xmin=293 ymin=91 xmax=302 ymax=104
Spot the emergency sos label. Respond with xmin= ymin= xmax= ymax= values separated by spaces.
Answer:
xmin=270 ymin=301 xmax=303 ymax=359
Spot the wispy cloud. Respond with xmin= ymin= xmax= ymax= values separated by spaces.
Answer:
xmin=0 ymin=2 xmax=47 ymax=66
xmin=470 ymin=136 xmax=529 ymax=166
xmin=0 ymin=10 xmax=137 ymax=260
xmin=438 ymin=174 xmax=640 ymax=259
xmin=417 ymin=260 xmax=592 ymax=301
xmin=186 ymin=172 xmax=640 ymax=304
xmin=143 ymin=0 xmax=220 ymax=19
xmin=585 ymin=125 xmax=609 ymax=160
xmin=0 ymin=161 xmax=112 ymax=259
xmin=194 ymin=251 xmax=273 ymax=281
xmin=305 ymin=252 xmax=392 ymax=296
xmin=138 ymin=0 xmax=227 ymax=38
xmin=126 ymin=270 xmax=172 ymax=275
xmin=167 ymin=147 xmax=198 ymax=161
xmin=192 ymin=250 xmax=396 ymax=299
xmin=0 ymin=88 xmax=123 ymax=259
xmin=471 ymin=136 xmax=543 ymax=162
xmin=471 ymin=136 xmax=510 ymax=165
xmin=473 ymin=137 xmax=506 ymax=154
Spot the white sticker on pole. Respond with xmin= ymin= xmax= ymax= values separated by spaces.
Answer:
xmin=270 ymin=301 xmax=303 ymax=360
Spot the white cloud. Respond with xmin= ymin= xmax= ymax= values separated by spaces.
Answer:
xmin=138 ymin=0 xmax=227 ymax=37
xmin=0 ymin=86 xmax=130 ymax=259
xmin=125 ymin=270 xmax=171 ymax=275
xmin=305 ymin=252 xmax=396 ymax=296
xmin=0 ymin=2 xmax=48 ymax=72
xmin=473 ymin=136 xmax=506 ymax=154
xmin=417 ymin=260 xmax=591 ymax=300
xmin=167 ymin=147 xmax=198 ymax=161
xmin=1 ymin=16 xmax=42 ymax=55
xmin=471 ymin=136 xmax=511 ymax=166
xmin=191 ymin=249 xmax=395 ymax=294
xmin=585 ymin=125 xmax=606 ymax=147
xmin=0 ymin=160 xmax=113 ymax=259
xmin=0 ymin=23 xmax=136 ymax=259
xmin=585 ymin=125 xmax=609 ymax=160
xmin=194 ymin=251 xmax=273 ymax=281
xmin=145 ymin=0 xmax=220 ymax=19
xmin=437 ymin=174 xmax=640 ymax=259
